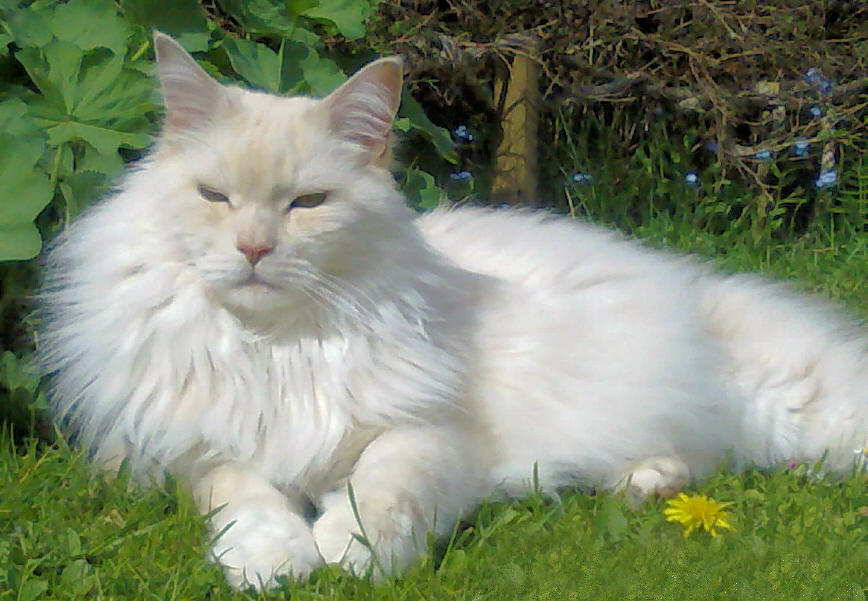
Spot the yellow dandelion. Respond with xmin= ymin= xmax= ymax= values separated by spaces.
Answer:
xmin=664 ymin=493 xmax=734 ymax=537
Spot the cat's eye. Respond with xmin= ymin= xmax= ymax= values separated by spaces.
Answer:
xmin=198 ymin=185 xmax=230 ymax=204
xmin=289 ymin=192 xmax=328 ymax=210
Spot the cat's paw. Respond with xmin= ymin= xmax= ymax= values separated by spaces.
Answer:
xmin=312 ymin=492 xmax=423 ymax=578
xmin=617 ymin=455 xmax=690 ymax=506
xmin=209 ymin=503 xmax=323 ymax=590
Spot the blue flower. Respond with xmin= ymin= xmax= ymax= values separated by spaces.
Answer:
xmin=685 ymin=172 xmax=699 ymax=186
xmin=571 ymin=172 xmax=592 ymax=184
xmin=453 ymin=125 xmax=474 ymax=142
xmin=810 ymin=106 xmax=823 ymax=119
xmin=815 ymin=170 xmax=838 ymax=188
xmin=793 ymin=139 xmax=810 ymax=157
xmin=754 ymin=150 xmax=773 ymax=161
xmin=450 ymin=170 xmax=473 ymax=181
xmin=704 ymin=141 xmax=718 ymax=153
xmin=804 ymin=68 xmax=833 ymax=95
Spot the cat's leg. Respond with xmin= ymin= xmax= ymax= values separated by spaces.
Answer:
xmin=193 ymin=463 xmax=322 ymax=590
xmin=312 ymin=425 xmax=485 ymax=578
xmin=613 ymin=455 xmax=690 ymax=506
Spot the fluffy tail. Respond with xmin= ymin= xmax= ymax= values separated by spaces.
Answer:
xmin=699 ymin=273 xmax=868 ymax=475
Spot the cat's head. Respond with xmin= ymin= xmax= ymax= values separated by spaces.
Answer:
xmin=147 ymin=32 xmax=417 ymax=326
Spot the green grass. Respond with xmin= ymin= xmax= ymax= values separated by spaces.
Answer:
xmin=1 ymin=204 xmax=866 ymax=601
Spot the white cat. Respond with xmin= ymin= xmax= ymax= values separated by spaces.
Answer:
xmin=39 ymin=32 xmax=867 ymax=590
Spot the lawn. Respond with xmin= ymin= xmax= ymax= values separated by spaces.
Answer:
xmin=1 ymin=208 xmax=866 ymax=601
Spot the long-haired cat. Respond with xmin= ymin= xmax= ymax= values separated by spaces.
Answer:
xmin=39 ymin=32 xmax=867 ymax=590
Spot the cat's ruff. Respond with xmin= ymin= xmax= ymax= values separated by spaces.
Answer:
xmin=38 ymin=32 xmax=867 ymax=590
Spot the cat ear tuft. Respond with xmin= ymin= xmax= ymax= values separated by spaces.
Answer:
xmin=153 ymin=31 xmax=229 ymax=134
xmin=323 ymin=57 xmax=403 ymax=162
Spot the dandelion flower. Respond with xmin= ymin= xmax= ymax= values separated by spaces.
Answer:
xmin=664 ymin=493 xmax=734 ymax=537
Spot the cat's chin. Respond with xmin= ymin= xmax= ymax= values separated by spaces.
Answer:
xmin=213 ymin=281 xmax=313 ymax=329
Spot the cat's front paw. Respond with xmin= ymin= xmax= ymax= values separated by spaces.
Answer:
xmin=210 ymin=504 xmax=323 ymax=590
xmin=312 ymin=492 xmax=423 ymax=578
xmin=617 ymin=455 xmax=690 ymax=506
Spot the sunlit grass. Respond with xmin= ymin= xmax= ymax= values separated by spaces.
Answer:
xmin=1 ymin=179 xmax=866 ymax=600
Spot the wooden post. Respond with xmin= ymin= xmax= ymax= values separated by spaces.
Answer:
xmin=491 ymin=51 xmax=539 ymax=205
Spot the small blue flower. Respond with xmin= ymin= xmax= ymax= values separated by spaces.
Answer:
xmin=684 ymin=172 xmax=699 ymax=186
xmin=571 ymin=172 xmax=592 ymax=185
xmin=815 ymin=169 xmax=838 ymax=188
xmin=450 ymin=170 xmax=473 ymax=182
xmin=704 ymin=141 xmax=718 ymax=153
xmin=804 ymin=68 xmax=833 ymax=95
xmin=453 ymin=125 xmax=474 ymax=142
xmin=810 ymin=106 xmax=823 ymax=119
xmin=793 ymin=139 xmax=810 ymax=157
xmin=754 ymin=150 xmax=773 ymax=161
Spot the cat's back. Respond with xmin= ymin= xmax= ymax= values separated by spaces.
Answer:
xmin=416 ymin=206 xmax=700 ymax=290
xmin=416 ymin=207 xmax=738 ymax=489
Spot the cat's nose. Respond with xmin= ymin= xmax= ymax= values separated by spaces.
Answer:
xmin=237 ymin=242 xmax=273 ymax=266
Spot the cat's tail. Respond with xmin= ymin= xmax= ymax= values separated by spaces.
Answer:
xmin=698 ymin=273 xmax=868 ymax=476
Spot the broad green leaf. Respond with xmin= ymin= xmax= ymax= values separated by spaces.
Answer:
xmin=3 ymin=6 xmax=53 ymax=48
xmin=0 ymin=98 xmax=45 ymax=142
xmin=59 ymin=171 xmax=107 ymax=219
xmin=78 ymin=144 xmax=126 ymax=179
xmin=400 ymin=95 xmax=459 ymax=164
xmin=121 ymin=0 xmax=213 ymax=52
xmin=17 ymin=578 xmax=48 ymax=601
xmin=6 ymin=0 xmax=129 ymax=53
xmin=303 ymin=0 xmax=374 ymax=40
xmin=16 ymin=41 xmax=156 ymax=156
xmin=43 ymin=122 xmax=151 ymax=156
xmin=0 ymin=224 xmax=42 ymax=261
xmin=279 ymin=38 xmax=308 ymax=93
xmin=402 ymin=168 xmax=443 ymax=210
xmin=121 ymin=0 xmax=210 ymax=38
xmin=279 ymin=40 xmax=344 ymax=95
xmin=0 ymin=133 xmax=53 ymax=261
xmin=0 ymin=31 xmax=10 ymax=56
xmin=0 ymin=351 xmax=42 ymax=392
xmin=222 ymin=37 xmax=280 ymax=92
xmin=300 ymin=49 xmax=345 ymax=96
xmin=219 ymin=0 xmax=310 ymax=36
xmin=52 ymin=0 xmax=129 ymax=53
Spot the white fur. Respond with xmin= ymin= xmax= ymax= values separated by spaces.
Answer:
xmin=39 ymin=35 xmax=868 ymax=590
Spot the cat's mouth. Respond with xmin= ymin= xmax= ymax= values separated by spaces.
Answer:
xmin=238 ymin=273 xmax=276 ymax=291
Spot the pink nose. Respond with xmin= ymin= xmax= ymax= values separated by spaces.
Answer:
xmin=237 ymin=243 xmax=273 ymax=265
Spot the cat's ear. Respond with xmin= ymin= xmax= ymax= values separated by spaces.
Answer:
xmin=153 ymin=31 xmax=230 ymax=133
xmin=323 ymin=56 xmax=403 ymax=162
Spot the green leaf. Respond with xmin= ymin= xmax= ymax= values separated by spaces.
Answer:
xmin=59 ymin=171 xmax=107 ymax=219
xmin=303 ymin=0 xmax=375 ymax=40
xmin=402 ymin=168 xmax=443 ymax=210
xmin=593 ymin=500 xmax=628 ymax=542
xmin=219 ymin=0 xmax=308 ymax=37
xmin=222 ymin=37 xmax=281 ymax=92
xmin=17 ymin=578 xmax=48 ymax=601
xmin=44 ymin=121 xmax=151 ymax=156
xmin=0 ymin=98 xmax=45 ymax=141
xmin=4 ymin=6 xmax=54 ymax=48
xmin=17 ymin=41 xmax=156 ymax=155
xmin=0 ymin=31 xmax=11 ymax=56
xmin=0 ymin=225 xmax=41 ymax=262
xmin=51 ymin=0 xmax=130 ymax=54
xmin=121 ymin=0 xmax=211 ymax=43
xmin=0 ymin=133 xmax=53 ymax=261
xmin=0 ymin=351 xmax=41 ymax=392
xmin=400 ymin=95 xmax=458 ymax=164
xmin=298 ymin=45 xmax=345 ymax=96
xmin=7 ymin=0 xmax=129 ymax=54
